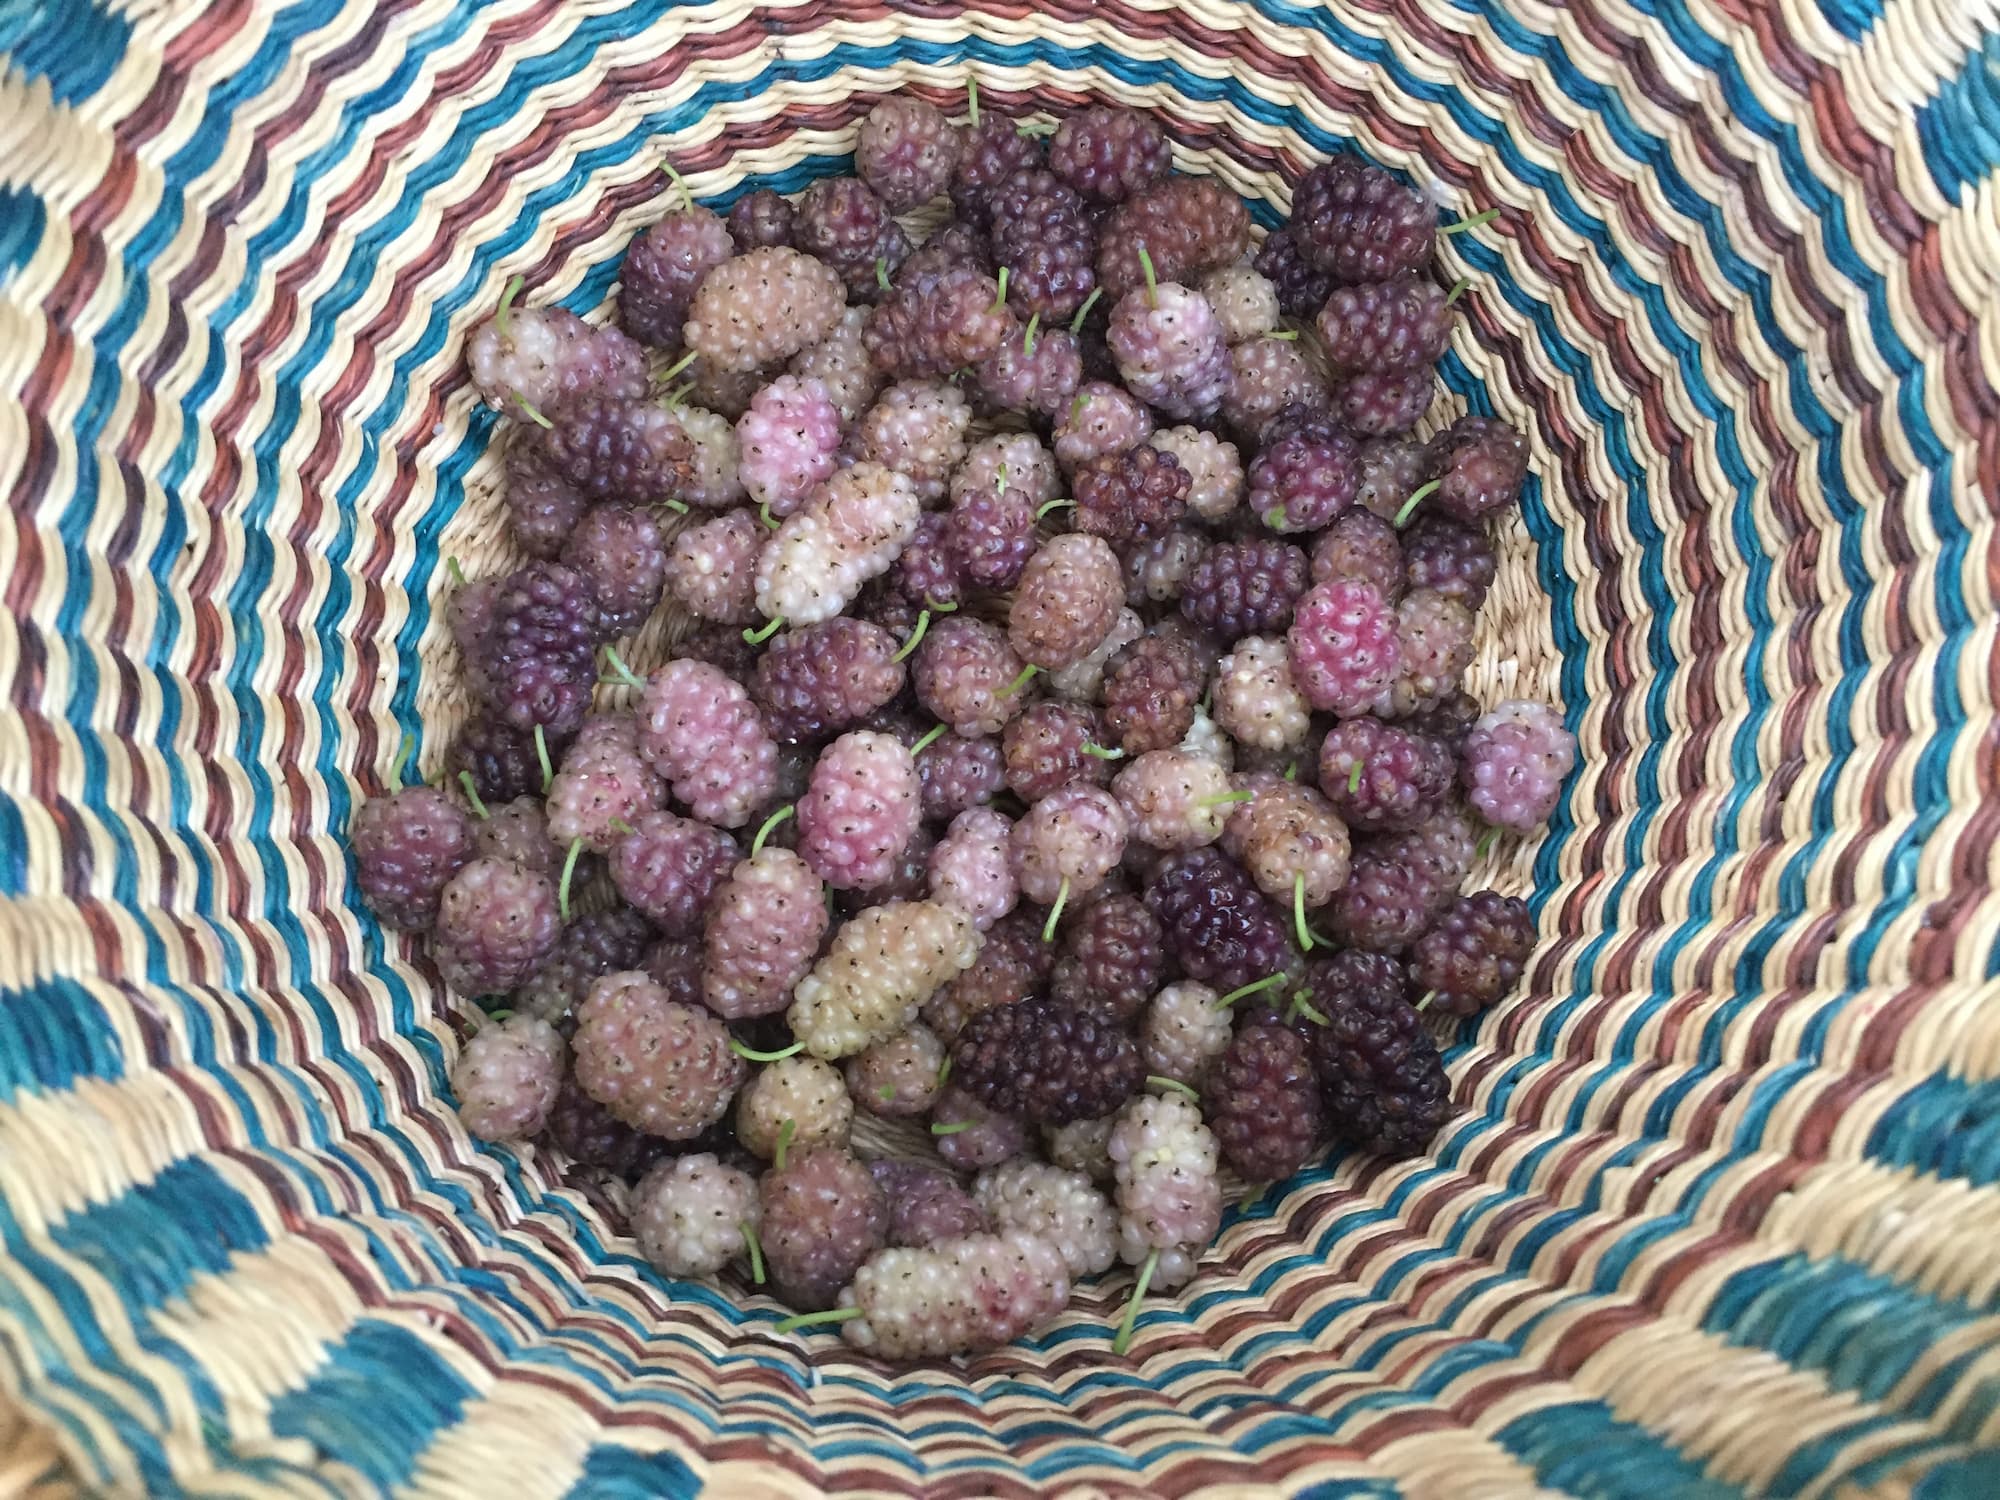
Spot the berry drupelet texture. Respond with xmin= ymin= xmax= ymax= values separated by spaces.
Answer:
xmin=1247 ymin=425 xmax=1360 ymax=535
xmin=1151 ymin=426 xmax=1245 ymax=524
xmin=838 ymin=1231 xmax=1071 ymax=1358
xmin=1142 ymin=846 xmax=1302 ymax=995
xmin=664 ymin=508 xmax=763 ymax=626
xmin=1009 ymin=785 xmax=1129 ymax=909
xmin=793 ymin=177 xmax=909 ymax=301
xmin=738 ymin=1054 xmax=854 ymax=1160
xmin=1008 ymin=533 xmax=1126 ymax=672
xmin=1002 ymin=701 xmax=1114 ymax=803
xmin=1211 ymin=635 xmax=1312 ymax=752
xmin=609 ymin=811 xmax=739 ymax=938
xmin=351 ymin=786 xmax=476 ymax=931
xmin=1049 ymin=892 xmax=1169 ymax=1024
xmin=754 ymin=461 xmax=923 ymax=626
xmin=1426 ymin=416 xmax=1530 ymax=524
xmin=1315 ymin=276 xmax=1453 ymax=376
xmin=928 ymin=805 xmax=1018 ymax=931
xmin=1207 ymin=1023 xmax=1323 ymax=1181
xmin=915 ymin=617 xmax=1031 ymax=738
xmin=846 ymin=1022 xmax=947 ymax=1118
xmin=798 ymin=730 xmax=922 ymax=891
xmin=852 ymin=381 xmax=973 ymax=503
xmin=1112 ymin=749 xmax=1236 ymax=852
xmin=928 ymin=1083 xmax=1033 ymax=1171
xmin=922 ymin=907 xmax=1054 ymax=1042
xmin=1311 ymin=976 xmax=1451 ymax=1157
xmin=1287 ymin=580 xmax=1403 ymax=718
xmin=1049 ymin=106 xmax=1172 ymax=203
xmin=453 ymin=1015 xmax=566 ymax=1142
xmin=1401 ymin=516 xmax=1497 ymax=610
xmin=952 ymin=115 xmax=1045 ymax=225
xmin=1101 ymin=627 xmax=1209 ymax=754
xmin=702 ymin=846 xmax=829 ymax=1019
xmin=753 ymin=619 xmax=907 ymax=744
xmin=434 ymin=857 xmax=563 ymax=995
xmin=727 ymin=188 xmax=796 ymax=249
xmin=1109 ymin=1092 xmax=1222 ymax=1269
xmin=871 ymin=1159 xmax=991 ymax=1248
xmin=1252 ymin=227 xmax=1334 ymax=319
xmin=917 ymin=730 xmax=1006 ymax=824
xmin=572 ymin=972 xmax=747 ymax=1138
xmin=1312 ymin=510 xmax=1406 ymax=603
xmin=1072 ymin=443 xmax=1192 ymax=545
xmin=632 ymin=1153 xmax=760 ymax=1278
xmin=1109 ymin=282 xmax=1231 ymax=420
xmin=953 ymin=995 xmax=1143 ymax=1125
xmin=1460 ymin=699 xmax=1576 ymax=833
xmin=1140 ymin=981 xmax=1230 ymax=1086
xmin=973 ymin=1161 xmax=1118 ymax=1278
xmin=760 ymin=1148 xmax=890 ymax=1310
xmin=1053 ymin=381 xmax=1154 ymax=472
xmin=684 ymin=248 xmax=847 ymax=371
xmin=512 ymin=906 xmax=657 ymax=1025
xmin=856 ymin=96 xmax=962 ymax=211
xmin=1335 ymin=369 xmax=1436 ymax=437
xmin=1290 ymin=157 xmax=1435 ymax=284
xmin=1318 ymin=716 xmax=1455 ymax=833
xmin=788 ymin=899 xmax=984 ymax=1059
xmin=636 ymin=660 xmax=779 ymax=829
xmin=1409 ymin=891 xmax=1535 ymax=1016
xmin=619 ymin=203 xmax=736 ymax=349
xmin=865 ymin=263 xmax=1014 ymax=380
xmin=1181 ymin=538 xmax=1310 ymax=643
xmin=736 ymin=375 xmax=844 ymax=517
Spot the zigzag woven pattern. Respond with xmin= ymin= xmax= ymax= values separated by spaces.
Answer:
xmin=3 ymin=0 xmax=1998 ymax=1494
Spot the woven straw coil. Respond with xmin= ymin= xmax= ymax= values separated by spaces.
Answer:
xmin=3 ymin=0 xmax=1999 ymax=1495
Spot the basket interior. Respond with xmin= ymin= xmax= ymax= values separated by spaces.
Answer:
xmin=2 ymin=1 xmax=1997 ymax=1496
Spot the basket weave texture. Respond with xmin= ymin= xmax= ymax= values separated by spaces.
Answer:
xmin=4 ymin=0 xmax=1999 ymax=1495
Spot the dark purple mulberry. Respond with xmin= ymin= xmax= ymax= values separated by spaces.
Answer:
xmin=952 ymin=995 xmax=1144 ymax=1125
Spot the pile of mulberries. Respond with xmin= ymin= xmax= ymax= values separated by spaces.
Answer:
xmin=364 ymin=93 xmax=1572 ymax=1363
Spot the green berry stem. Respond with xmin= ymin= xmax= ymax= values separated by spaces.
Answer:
xmin=1147 ymin=1075 xmax=1199 ymax=1101
xmin=446 ymin=555 xmax=466 ymax=587
xmin=730 ymin=1038 xmax=805 ymax=1063
xmin=1415 ymin=990 xmax=1438 ymax=1013
xmin=1113 ymin=1249 xmax=1160 ymax=1356
xmin=659 ymin=349 xmax=699 ymax=383
xmin=558 ymin=836 xmax=583 ymax=922
xmin=996 ymin=462 xmax=1009 ymax=491
xmin=600 ymin=645 xmax=646 ymax=690
xmin=1442 ymin=206 xmax=1500 ymax=234
xmin=483 ymin=1008 xmax=515 ymax=1024
xmin=1286 ymin=993 xmax=1329 ymax=1026
xmin=772 ymin=1118 xmax=796 ymax=1171
xmin=774 ymin=1306 xmax=862 ymax=1334
xmin=910 ymin=723 xmax=949 ymax=757
xmin=1195 ymin=789 xmax=1255 ymax=808
xmin=1476 ymin=826 xmax=1499 ymax=859
xmin=1040 ymin=879 xmax=1070 ymax=942
xmin=1081 ymin=742 xmax=1124 ymax=760
xmin=743 ymin=616 xmax=784 ymax=645
xmin=513 ymin=393 xmax=553 ymax=429
xmin=1214 ymin=973 xmax=1287 ymax=1008
xmin=494 ymin=274 xmax=523 ymax=339
xmin=937 ymin=1055 xmax=952 ymax=1088
xmin=534 ymin=724 xmax=554 ymax=792
xmin=608 ymin=818 xmax=634 ymax=836
xmin=1036 ymin=498 xmax=1076 ymax=520
xmin=458 ymin=772 xmax=490 ymax=821
xmin=389 ymin=731 xmax=416 ymax=786
xmin=660 ymin=498 xmax=689 ymax=514
xmin=1445 ymin=278 xmax=1472 ymax=307
xmin=1294 ymin=873 xmax=1314 ymax=952
xmin=1022 ymin=312 xmax=1040 ymax=357
xmin=662 ymin=160 xmax=694 ymax=211
xmin=875 ymin=257 xmax=891 ymax=292
xmin=876 ymin=1084 xmax=897 ymax=1103
xmin=740 ymin=1221 xmax=766 ymax=1285
xmin=662 ymin=381 xmax=696 ymax=411
xmin=1137 ymin=247 xmax=1158 ymax=308
xmin=1283 ymin=762 xmax=1298 ymax=782
xmin=930 ymin=1120 xmax=976 ymax=1136
xmin=891 ymin=610 xmax=931 ymax=664
xmin=758 ymin=500 xmax=780 ymax=531
xmin=1068 ymin=390 xmax=1090 ymax=424
xmin=750 ymin=804 xmax=795 ymax=856
xmin=1348 ymin=760 xmax=1364 ymax=794
xmin=1265 ymin=328 xmax=1300 ymax=341
xmin=965 ymin=75 xmax=980 ymax=128
xmin=999 ymin=664 xmax=1038 ymax=697
xmin=991 ymin=266 xmax=1011 ymax=311
xmin=1394 ymin=478 xmax=1441 ymax=528
xmin=1068 ymin=287 xmax=1102 ymax=333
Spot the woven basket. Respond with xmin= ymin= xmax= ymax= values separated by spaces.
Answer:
xmin=5 ymin=0 xmax=1999 ymax=1494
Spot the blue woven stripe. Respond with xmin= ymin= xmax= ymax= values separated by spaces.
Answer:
xmin=0 ymin=977 xmax=126 ymax=1101
xmin=563 ymin=1446 xmax=700 ymax=1499
xmin=1495 ymin=1403 xmax=1737 ymax=1499
xmin=0 ymin=0 xmax=130 ymax=106
xmin=1915 ymin=33 xmax=2000 ymax=206
xmin=1866 ymin=1073 xmax=2000 ymax=1185
xmin=266 ymin=1321 xmax=476 ymax=1492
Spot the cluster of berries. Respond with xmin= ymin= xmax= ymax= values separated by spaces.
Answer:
xmin=349 ymin=88 xmax=1576 ymax=1362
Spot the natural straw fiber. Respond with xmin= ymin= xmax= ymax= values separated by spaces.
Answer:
xmin=3 ymin=1 xmax=1999 ymax=1495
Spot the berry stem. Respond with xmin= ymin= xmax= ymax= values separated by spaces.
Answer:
xmin=1442 ymin=206 xmax=1500 ymax=234
xmin=891 ymin=610 xmax=931 ymax=664
xmin=1040 ymin=879 xmax=1070 ymax=942
xmin=758 ymin=500 xmax=780 ymax=531
xmin=750 ymin=804 xmax=795 ymax=856
xmin=1394 ymin=479 xmax=1441 ymax=528
xmin=389 ymin=731 xmax=416 ymax=786
xmin=1214 ymin=973 xmax=1286 ymax=1008
xmin=930 ymin=1119 xmax=976 ymax=1135
xmin=876 ymin=1084 xmax=897 ymax=1103
xmin=446 ymin=555 xmax=466 ymax=587
xmin=1286 ymin=992 xmax=1329 ymax=1026
xmin=1265 ymin=328 xmax=1299 ymax=341
xmin=740 ymin=1221 xmax=766 ymax=1285
xmin=742 ymin=616 xmax=784 ymax=645
xmin=875 ymin=257 xmax=891 ymax=292
xmin=534 ymin=724 xmax=553 ymax=792
xmin=910 ymin=723 xmax=949 ymax=757
xmin=1347 ymin=760 xmax=1364 ymax=794
xmin=663 ymin=381 xmax=696 ymax=411
xmin=662 ymin=160 xmax=694 ymax=212
xmin=1081 ymin=742 xmax=1124 ymax=760
xmin=1196 ymin=789 xmax=1255 ymax=809
xmin=1113 ymin=1249 xmax=1160 ymax=1356
xmin=660 ymin=498 xmax=689 ymax=514
xmin=999 ymin=664 xmax=1038 ymax=697
xmin=965 ymin=75 xmax=980 ymax=128
xmin=990 ymin=266 xmax=1010 ymax=312
xmin=608 ymin=818 xmax=634 ymax=836
xmin=997 ymin=462 xmax=1009 ymax=491
xmin=1294 ymin=873 xmax=1313 ymax=951
xmin=1415 ymin=990 xmax=1437 ymax=1013
xmin=1445 ymin=278 xmax=1472 ymax=307
xmin=660 ymin=349 xmax=699 ymax=384
xmin=1137 ymin=247 xmax=1159 ymax=308
xmin=1022 ymin=312 xmax=1039 ymax=357
xmin=494 ymin=274 xmax=523 ymax=339
xmin=936 ymin=1055 xmax=952 ymax=1087
xmin=1068 ymin=287 xmax=1102 ymax=333
xmin=1476 ymin=826 xmax=1499 ymax=859
xmin=458 ymin=772 xmax=490 ymax=820
xmin=1067 ymin=391 xmax=1089 ymax=424
xmin=1147 ymin=1075 xmax=1199 ymax=1101
xmin=1036 ymin=498 xmax=1076 ymax=520
xmin=513 ymin=393 xmax=553 ymax=429
xmin=730 ymin=1037 xmax=805 ymax=1063
xmin=600 ymin=645 xmax=646 ymax=690
xmin=558 ymin=837 xmax=583 ymax=921
xmin=773 ymin=1306 xmax=862 ymax=1334
xmin=772 ymin=1117 xmax=796 ymax=1171
xmin=1282 ymin=762 xmax=1298 ymax=782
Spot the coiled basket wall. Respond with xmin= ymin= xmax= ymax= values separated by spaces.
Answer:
xmin=3 ymin=0 xmax=1998 ymax=1494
